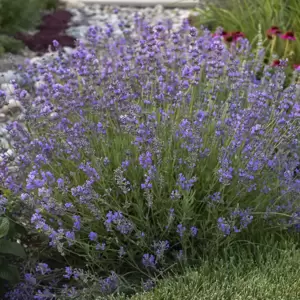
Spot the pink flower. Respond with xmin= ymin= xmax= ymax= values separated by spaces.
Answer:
xmin=271 ymin=60 xmax=281 ymax=67
xmin=219 ymin=31 xmax=246 ymax=43
xmin=280 ymin=31 xmax=296 ymax=41
xmin=266 ymin=26 xmax=282 ymax=39
xmin=232 ymin=31 xmax=246 ymax=41
xmin=212 ymin=30 xmax=227 ymax=38
xmin=293 ymin=64 xmax=300 ymax=71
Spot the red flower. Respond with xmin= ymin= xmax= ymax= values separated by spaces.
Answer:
xmin=223 ymin=33 xmax=234 ymax=42
xmin=266 ymin=26 xmax=282 ymax=39
xmin=232 ymin=31 xmax=246 ymax=41
xmin=212 ymin=30 xmax=228 ymax=38
xmin=293 ymin=64 xmax=300 ymax=71
xmin=270 ymin=26 xmax=281 ymax=32
xmin=221 ymin=31 xmax=245 ymax=43
xmin=280 ymin=31 xmax=296 ymax=41
xmin=271 ymin=59 xmax=281 ymax=67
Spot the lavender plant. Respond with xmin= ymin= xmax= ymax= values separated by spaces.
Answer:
xmin=0 ymin=15 xmax=299 ymax=299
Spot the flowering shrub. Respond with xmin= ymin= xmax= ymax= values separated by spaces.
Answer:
xmin=0 ymin=15 xmax=299 ymax=299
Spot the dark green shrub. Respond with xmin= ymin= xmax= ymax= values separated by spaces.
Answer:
xmin=0 ymin=45 xmax=4 ymax=56
xmin=0 ymin=35 xmax=24 ymax=54
xmin=43 ymin=0 xmax=61 ymax=10
xmin=0 ymin=0 xmax=44 ymax=35
xmin=0 ymin=217 xmax=26 ymax=295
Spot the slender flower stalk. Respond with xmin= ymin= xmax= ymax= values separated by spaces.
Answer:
xmin=280 ymin=31 xmax=296 ymax=59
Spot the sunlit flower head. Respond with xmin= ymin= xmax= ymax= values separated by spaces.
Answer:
xmin=266 ymin=26 xmax=282 ymax=39
xmin=280 ymin=31 xmax=296 ymax=41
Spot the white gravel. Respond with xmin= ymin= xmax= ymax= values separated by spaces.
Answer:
xmin=0 ymin=3 xmax=199 ymax=153
xmin=65 ymin=4 xmax=192 ymax=44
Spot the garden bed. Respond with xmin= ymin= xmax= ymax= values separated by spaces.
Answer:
xmin=0 ymin=1 xmax=299 ymax=299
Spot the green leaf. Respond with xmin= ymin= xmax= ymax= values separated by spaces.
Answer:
xmin=0 ymin=240 xmax=26 ymax=258
xmin=0 ymin=263 xmax=20 ymax=283
xmin=0 ymin=279 xmax=6 ymax=297
xmin=8 ymin=222 xmax=27 ymax=238
xmin=0 ymin=218 xmax=10 ymax=239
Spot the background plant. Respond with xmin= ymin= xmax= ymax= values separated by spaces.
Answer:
xmin=0 ymin=0 xmax=43 ymax=35
xmin=0 ymin=0 xmax=62 ymax=56
xmin=0 ymin=35 xmax=24 ymax=55
xmin=1 ymin=17 xmax=299 ymax=299
xmin=191 ymin=0 xmax=300 ymax=67
xmin=43 ymin=0 xmax=61 ymax=10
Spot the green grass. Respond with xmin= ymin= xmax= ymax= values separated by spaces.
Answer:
xmin=108 ymin=241 xmax=300 ymax=300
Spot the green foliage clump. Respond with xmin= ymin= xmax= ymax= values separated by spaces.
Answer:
xmin=43 ymin=0 xmax=61 ymax=10
xmin=0 ymin=35 xmax=24 ymax=54
xmin=0 ymin=216 xmax=26 ymax=295
xmin=0 ymin=0 xmax=44 ymax=35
